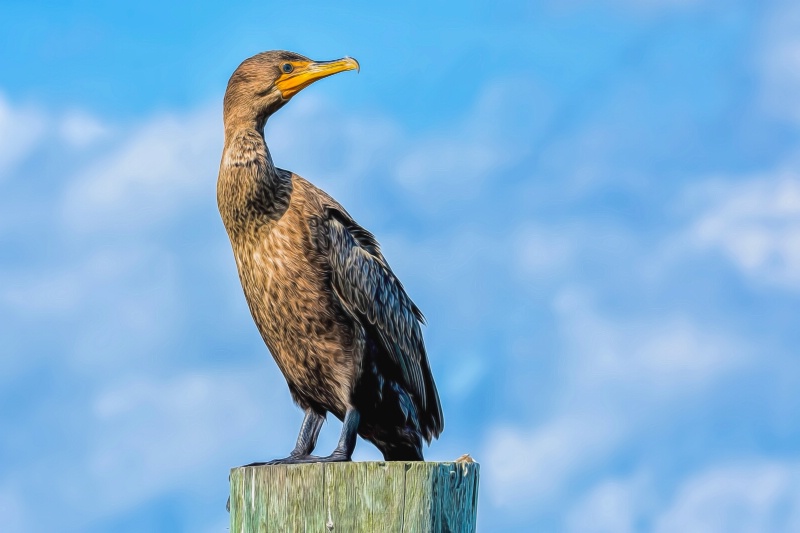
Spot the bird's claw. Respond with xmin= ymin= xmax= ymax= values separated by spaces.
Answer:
xmin=292 ymin=452 xmax=351 ymax=463
xmin=241 ymin=454 xmax=313 ymax=466
xmin=266 ymin=454 xmax=318 ymax=465
xmin=243 ymin=452 xmax=351 ymax=466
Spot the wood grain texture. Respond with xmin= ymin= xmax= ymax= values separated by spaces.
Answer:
xmin=230 ymin=461 xmax=480 ymax=533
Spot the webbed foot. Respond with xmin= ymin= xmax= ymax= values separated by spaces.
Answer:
xmin=283 ymin=451 xmax=351 ymax=463
xmin=243 ymin=451 xmax=351 ymax=466
xmin=244 ymin=454 xmax=314 ymax=466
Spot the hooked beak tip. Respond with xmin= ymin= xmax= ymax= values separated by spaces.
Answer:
xmin=346 ymin=57 xmax=360 ymax=73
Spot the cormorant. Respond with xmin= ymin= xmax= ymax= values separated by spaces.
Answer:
xmin=217 ymin=51 xmax=443 ymax=463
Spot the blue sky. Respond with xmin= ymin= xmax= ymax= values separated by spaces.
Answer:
xmin=2 ymin=0 xmax=800 ymax=531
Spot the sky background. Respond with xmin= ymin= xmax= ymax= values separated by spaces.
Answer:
xmin=1 ymin=0 xmax=800 ymax=531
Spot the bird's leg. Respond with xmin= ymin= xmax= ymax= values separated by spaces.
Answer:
xmin=299 ymin=408 xmax=360 ymax=463
xmin=281 ymin=408 xmax=360 ymax=464
xmin=288 ymin=409 xmax=325 ymax=458
xmin=321 ymin=408 xmax=360 ymax=462
xmin=244 ymin=409 xmax=324 ymax=466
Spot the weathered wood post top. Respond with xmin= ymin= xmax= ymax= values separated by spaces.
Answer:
xmin=230 ymin=460 xmax=480 ymax=532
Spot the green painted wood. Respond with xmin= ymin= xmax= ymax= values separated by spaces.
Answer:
xmin=401 ymin=463 xmax=430 ymax=533
xmin=324 ymin=462 xmax=366 ymax=532
xmin=230 ymin=464 xmax=325 ymax=532
xmin=364 ymin=462 xmax=405 ymax=531
xmin=230 ymin=461 xmax=480 ymax=533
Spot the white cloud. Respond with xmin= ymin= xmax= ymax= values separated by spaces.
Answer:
xmin=59 ymin=110 xmax=111 ymax=147
xmin=565 ymin=461 xmax=800 ymax=533
xmin=394 ymin=136 xmax=506 ymax=195
xmin=0 ymin=484 xmax=26 ymax=533
xmin=484 ymin=415 xmax=623 ymax=509
xmin=393 ymin=80 xmax=541 ymax=212
xmin=689 ymin=171 xmax=800 ymax=289
xmin=654 ymin=461 xmax=800 ymax=533
xmin=483 ymin=288 xmax=751 ymax=515
xmin=87 ymin=370 xmax=277 ymax=507
xmin=0 ymin=243 xmax=184 ymax=383
xmin=83 ymin=368 xmax=297 ymax=517
xmin=0 ymin=92 xmax=45 ymax=178
xmin=0 ymin=92 xmax=110 ymax=180
xmin=565 ymin=475 xmax=649 ymax=533
xmin=515 ymin=224 xmax=578 ymax=278
xmin=554 ymin=288 xmax=747 ymax=393
xmin=1 ymin=269 xmax=83 ymax=316
xmin=759 ymin=2 xmax=800 ymax=123
xmin=267 ymin=95 xmax=401 ymax=187
xmin=443 ymin=351 xmax=486 ymax=400
xmin=61 ymin=105 xmax=221 ymax=233
xmin=3 ymin=367 xmax=295 ymax=532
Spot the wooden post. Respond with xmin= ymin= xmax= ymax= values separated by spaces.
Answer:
xmin=229 ymin=461 xmax=480 ymax=532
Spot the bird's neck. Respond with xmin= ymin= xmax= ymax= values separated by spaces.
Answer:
xmin=221 ymin=125 xmax=276 ymax=175
xmin=218 ymin=125 xmax=291 ymax=227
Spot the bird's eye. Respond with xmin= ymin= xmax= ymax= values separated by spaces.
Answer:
xmin=282 ymin=63 xmax=294 ymax=73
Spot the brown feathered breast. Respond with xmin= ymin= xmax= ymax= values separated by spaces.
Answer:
xmin=224 ymin=171 xmax=361 ymax=418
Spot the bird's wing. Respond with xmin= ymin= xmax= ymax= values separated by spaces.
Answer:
xmin=317 ymin=207 xmax=443 ymax=437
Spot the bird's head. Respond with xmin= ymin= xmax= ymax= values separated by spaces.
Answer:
xmin=223 ymin=50 xmax=359 ymax=130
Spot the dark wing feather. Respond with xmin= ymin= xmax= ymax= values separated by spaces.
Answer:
xmin=320 ymin=207 xmax=443 ymax=440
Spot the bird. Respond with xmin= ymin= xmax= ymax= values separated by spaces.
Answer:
xmin=217 ymin=50 xmax=443 ymax=463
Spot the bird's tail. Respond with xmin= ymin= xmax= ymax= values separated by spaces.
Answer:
xmin=372 ymin=431 xmax=424 ymax=461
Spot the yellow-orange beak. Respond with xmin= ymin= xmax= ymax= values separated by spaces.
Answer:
xmin=275 ymin=57 xmax=360 ymax=99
